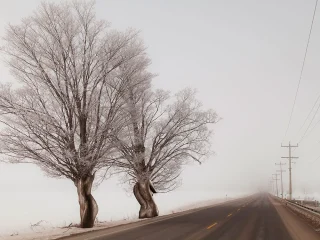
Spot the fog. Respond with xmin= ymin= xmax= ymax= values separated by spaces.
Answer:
xmin=0 ymin=0 xmax=320 ymax=234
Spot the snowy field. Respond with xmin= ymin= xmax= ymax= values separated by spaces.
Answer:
xmin=0 ymin=161 xmax=251 ymax=240
xmin=0 ymin=194 xmax=240 ymax=240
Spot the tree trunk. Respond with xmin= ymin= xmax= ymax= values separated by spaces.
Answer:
xmin=76 ymin=174 xmax=98 ymax=228
xmin=133 ymin=180 xmax=159 ymax=219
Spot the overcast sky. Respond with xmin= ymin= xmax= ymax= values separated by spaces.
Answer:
xmin=0 ymin=0 xmax=320 ymax=234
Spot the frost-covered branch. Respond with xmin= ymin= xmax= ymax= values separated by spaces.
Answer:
xmin=0 ymin=0 xmax=148 ymax=227
xmin=110 ymin=56 xmax=218 ymax=209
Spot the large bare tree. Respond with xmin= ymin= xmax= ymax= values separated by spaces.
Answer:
xmin=111 ymin=58 xmax=219 ymax=218
xmin=0 ymin=1 xmax=146 ymax=228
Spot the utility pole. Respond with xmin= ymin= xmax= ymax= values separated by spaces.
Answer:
xmin=281 ymin=142 xmax=298 ymax=200
xmin=272 ymin=173 xmax=280 ymax=197
xmin=275 ymin=162 xmax=286 ymax=199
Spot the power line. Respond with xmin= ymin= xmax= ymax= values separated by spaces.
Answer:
xmin=294 ymin=140 xmax=320 ymax=156
xmin=293 ymin=93 xmax=320 ymax=140
xmin=310 ymin=154 xmax=320 ymax=165
xmin=282 ymin=0 xmax=318 ymax=142
xmin=297 ymin=100 xmax=320 ymax=143
xmin=298 ymin=141 xmax=320 ymax=165
xmin=299 ymin=115 xmax=320 ymax=143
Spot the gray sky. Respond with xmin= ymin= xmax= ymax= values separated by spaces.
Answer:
xmin=0 ymin=0 xmax=320 ymax=234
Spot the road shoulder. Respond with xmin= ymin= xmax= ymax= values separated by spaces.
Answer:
xmin=57 ymin=196 xmax=250 ymax=240
xmin=270 ymin=196 xmax=320 ymax=240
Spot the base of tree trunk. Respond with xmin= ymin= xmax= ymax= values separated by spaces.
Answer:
xmin=76 ymin=174 xmax=98 ymax=228
xmin=133 ymin=181 xmax=159 ymax=219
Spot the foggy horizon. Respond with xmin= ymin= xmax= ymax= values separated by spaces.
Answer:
xmin=0 ymin=0 xmax=320 ymax=237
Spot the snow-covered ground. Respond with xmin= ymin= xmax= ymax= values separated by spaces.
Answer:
xmin=0 ymin=219 xmax=145 ymax=240
xmin=0 ymin=196 xmax=237 ymax=240
xmin=0 ymin=163 xmax=251 ymax=239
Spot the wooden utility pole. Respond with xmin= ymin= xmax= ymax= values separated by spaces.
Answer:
xmin=276 ymin=162 xmax=286 ymax=199
xmin=281 ymin=142 xmax=298 ymax=200
xmin=272 ymin=173 xmax=280 ymax=197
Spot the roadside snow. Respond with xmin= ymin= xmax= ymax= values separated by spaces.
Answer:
xmin=0 ymin=219 xmax=142 ymax=240
xmin=0 ymin=197 xmax=230 ymax=240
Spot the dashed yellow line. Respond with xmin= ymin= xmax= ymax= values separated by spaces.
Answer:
xmin=207 ymin=222 xmax=218 ymax=229
xmin=206 ymin=209 xmax=240 ymax=230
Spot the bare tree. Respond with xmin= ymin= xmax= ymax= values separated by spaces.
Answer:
xmin=111 ymin=59 xmax=219 ymax=218
xmin=0 ymin=1 xmax=146 ymax=228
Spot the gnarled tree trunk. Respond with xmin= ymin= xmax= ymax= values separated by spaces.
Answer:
xmin=76 ymin=174 xmax=98 ymax=228
xmin=133 ymin=180 xmax=159 ymax=218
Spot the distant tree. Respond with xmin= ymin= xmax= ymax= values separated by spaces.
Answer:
xmin=110 ymin=58 xmax=219 ymax=218
xmin=0 ymin=1 xmax=146 ymax=228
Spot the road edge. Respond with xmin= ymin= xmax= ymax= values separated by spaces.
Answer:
xmin=56 ymin=195 xmax=253 ymax=240
xmin=269 ymin=195 xmax=320 ymax=240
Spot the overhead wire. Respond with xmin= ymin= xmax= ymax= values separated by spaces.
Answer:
xmin=293 ymin=93 xmax=320 ymax=140
xmin=309 ymin=154 xmax=320 ymax=165
xmin=291 ymin=115 xmax=320 ymax=154
xmin=308 ymin=140 xmax=320 ymax=164
xmin=297 ymin=100 xmax=320 ymax=143
xmin=282 ymin=0 xmax=318 ymax=142
xmin=302 ymin=116 xmax=320 ymax=140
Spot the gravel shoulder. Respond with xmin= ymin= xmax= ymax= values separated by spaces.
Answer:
xmin=270 ymin=196 xmax=320 ymax=240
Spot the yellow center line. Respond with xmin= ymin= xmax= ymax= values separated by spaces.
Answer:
xmin=207 ymin=222 xmax=218 ymax=229
xmin=227 ymin=213 xmax=232 ymax=217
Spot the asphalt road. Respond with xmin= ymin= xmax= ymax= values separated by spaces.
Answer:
xmin=61 ymin=194 xmax=320 ymax=240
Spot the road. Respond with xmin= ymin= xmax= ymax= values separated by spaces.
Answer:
xmin=60 ymin=193 xmax=320 ymax=240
